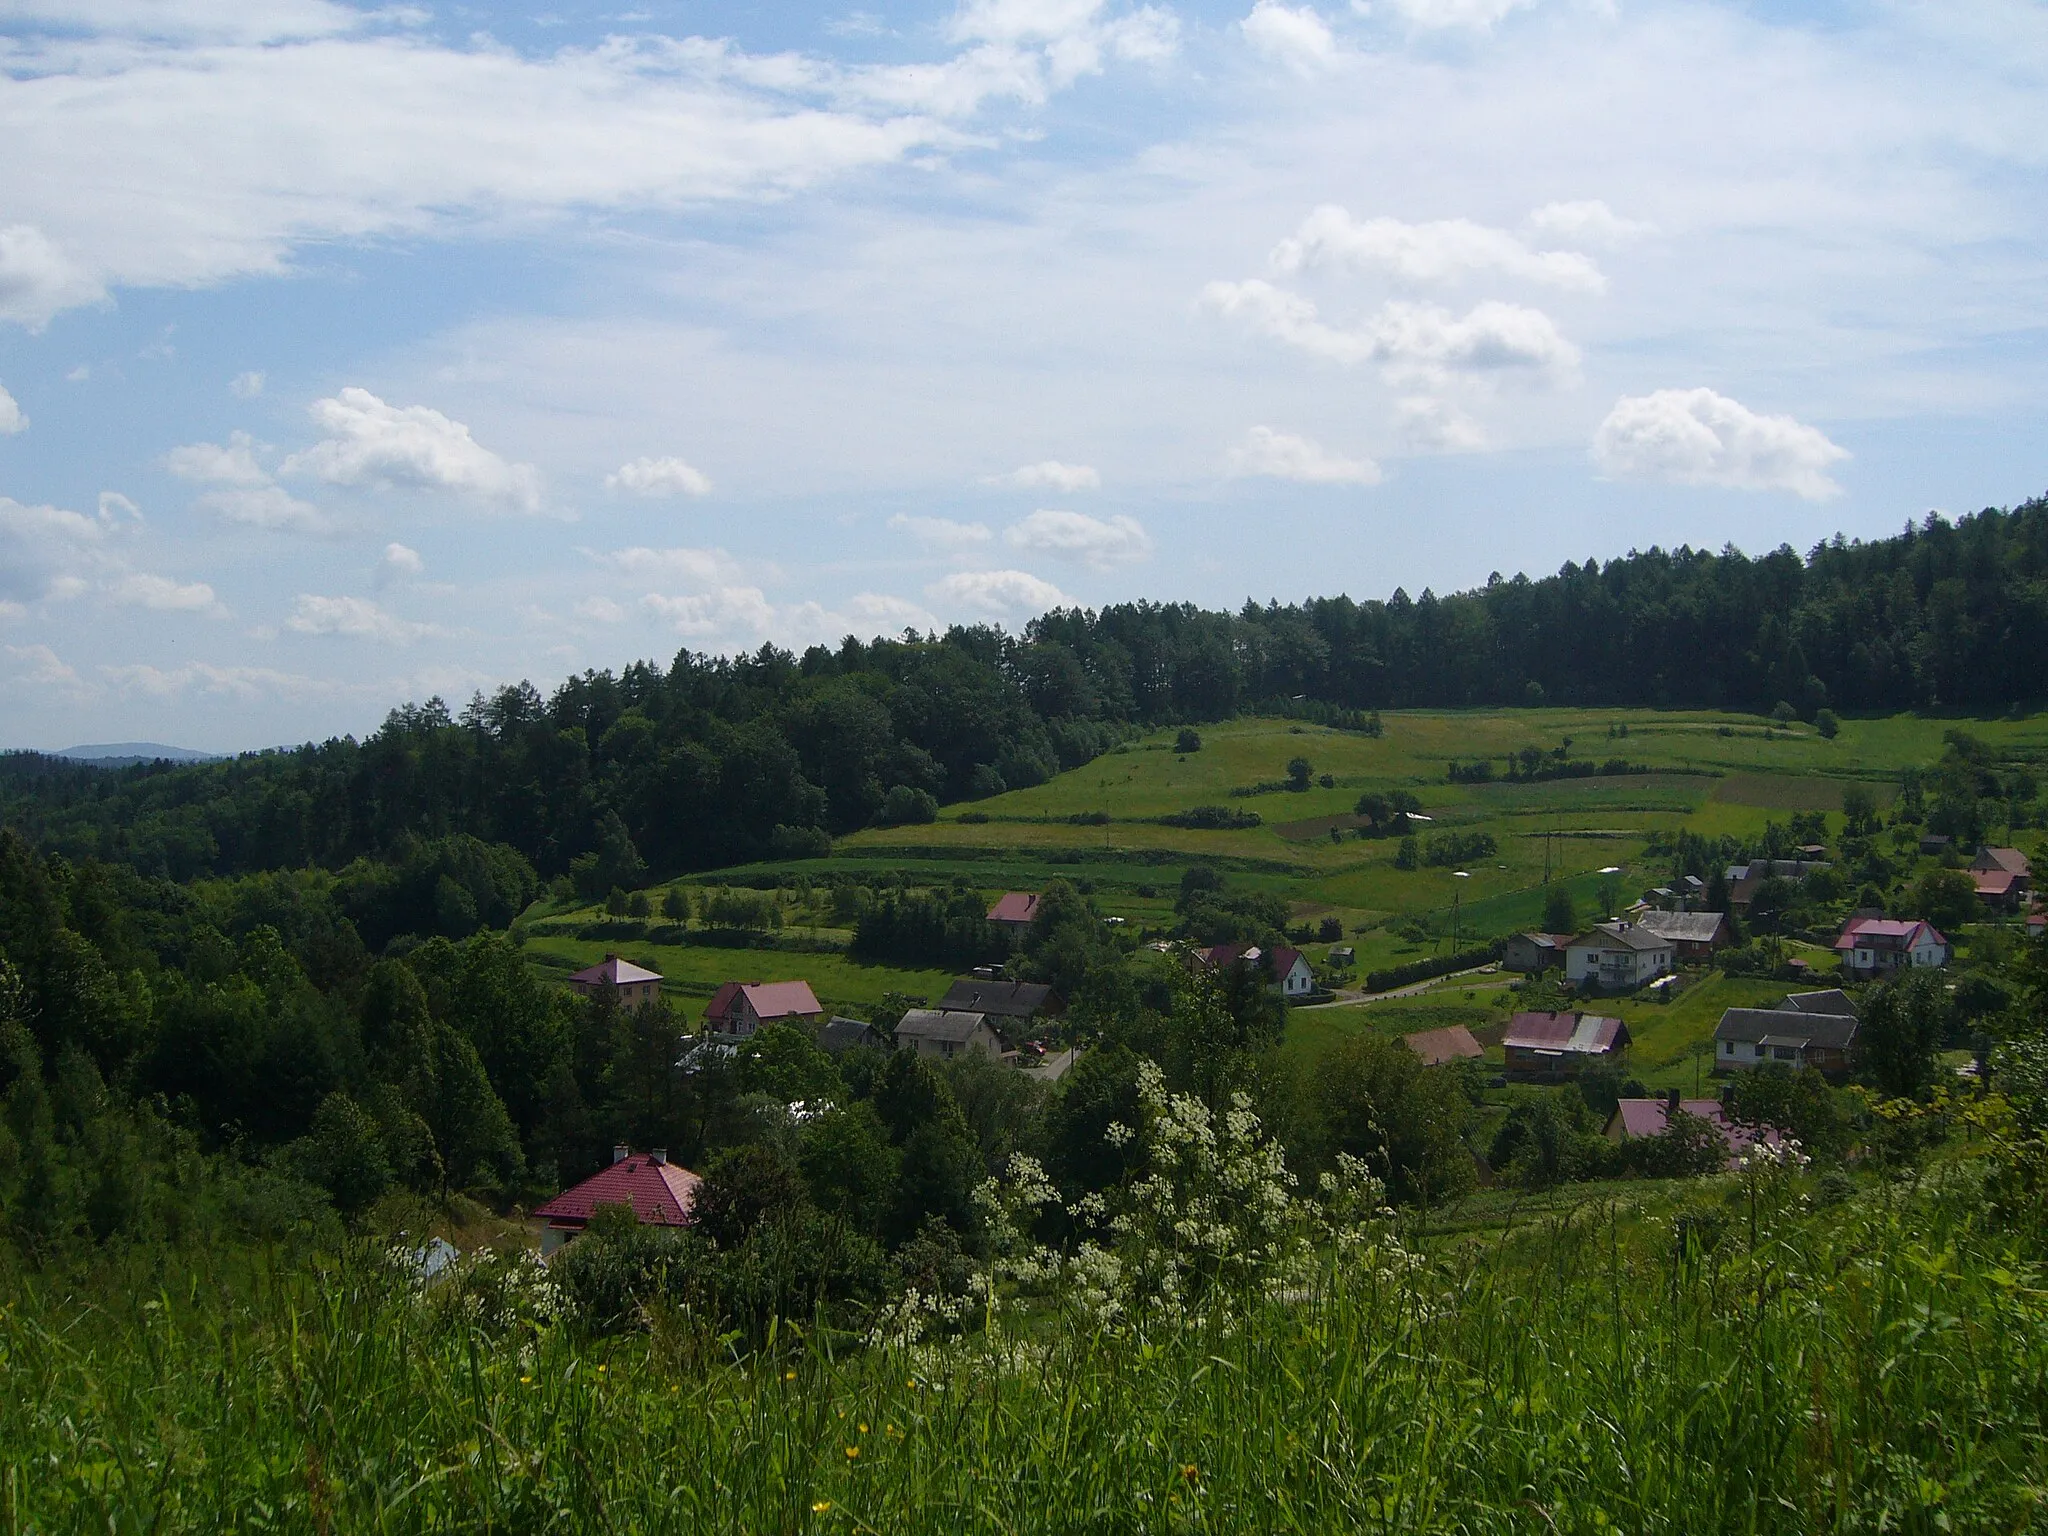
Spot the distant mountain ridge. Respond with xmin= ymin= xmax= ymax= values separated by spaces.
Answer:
xmin=51 ymin=743 xmax=222 ymax=765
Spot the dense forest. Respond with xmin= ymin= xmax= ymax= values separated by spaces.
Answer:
xmin=5 ymin=497 xmax=2048 ymax=888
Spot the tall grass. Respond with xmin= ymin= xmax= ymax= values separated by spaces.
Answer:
xmin=4 ymin=1169 xmax=2043 ymax=1533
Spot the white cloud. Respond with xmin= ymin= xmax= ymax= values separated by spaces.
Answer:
xmin=1271 ymin=206 xmax=1605 ymax=292
xmin=286 ymin=593 xmax=434 ymax=643
xmin=197 ymin=485 xmax=330 ymax=533
xmin=574 ymin=595 xmax=628 ymax=623
xmin=379 ymin=542 xmax=424 ymax=580
xmin=108 ymin=572 xmax=223 ymax=614
xmin=1377 ymin=0 xmax=1535 ymax=32
xmin=889 ymin=512 xmax=994 ymax=553
xmin=927 ymin=568 xmax=1071 ymax=617
xmin=0 ymin=226 xmax=104 ymax=328
xmin=98 ymin=660 xmax=349 ymax=701
xmin=0 ymin=496 xmax=108 ymax=547
xmin=167 ymin=431 xmax=270 ymax=485
xmin=0 ymin=384 xmax=25 ymax=435
xmin=1226 ymin=425 xmax=1380 ymax=485
xmin=1395 ymin=395 xmax=1487 ymax=452
xmin=98 ymin=491 xmax=140 ymax=521
xmin=590 ymin=545 xmax=744 ymax=584
xmin=1203 ymin=280 xmax=1579 ymax=383
xmin=1004 ymin=508 xmax=1151 ymax=567
xmin=229 ymin=370 xmax=266 ymax=398
xmin=641 ymin=586 xmax=777 ymax=637
xmin=607 ymin=455 xmax=713 ymax=497
xmin=5 ymin=642 xmax=86 ymax=693
xmin=1242 ymin=1 xmax=1339 ymax=73
xmin=1524 ymin=199 xmax=1652 ymax=247
xmin=1592 ymin=388 xmax=1849 ymax=500
xmin=283 ymin=388 xmax=541 ymax=512
xmin=985 ymin=459 xmax=1101 ymax=491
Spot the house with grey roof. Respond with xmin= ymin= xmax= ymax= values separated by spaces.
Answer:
xmin=1564 ymin=922 xmax=1675 ymax=993
xmin=1714 ymin=991 xmax=1861 ymax=1077
xmin=818 ymin=1016 xmax=884 ymax=1055
xmin=893 ymin=1008 xmax=1009 ymax=1062
xmin=1631 ymin=909 xmax=1732 ymax=962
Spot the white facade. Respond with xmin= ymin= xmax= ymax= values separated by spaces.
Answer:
xmin=1564 ymin=927 xmax=1675 ymax=991
xmin=1278 ymin=953 xmax=1316 ymax=998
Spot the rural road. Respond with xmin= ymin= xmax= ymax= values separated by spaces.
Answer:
xmin=1297 ymin=963 xmax=1514 ymax=1009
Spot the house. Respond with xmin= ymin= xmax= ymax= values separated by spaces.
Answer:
xmin=1195 ymin=942 xmax=1316 ymax=1000
xmin=894 ymin=1008 xmax=1009 ymax=1061
xmin=1603 ymin=1093 xmax=1781 ymax=1168
xmin=818 ymin=1016 xmax=884 ymax=1055
xmin=939 ymin=976 xmax=1065 ymax=1024
xmin=1833 ymin=917 xmax=1947 ymax=978
xmin=1970 ymin=847 xmax=2032 ymax=912
xmin=1502 ymin=932 xmax=1573 ymax=973
xmin=1919 ymin=833 xmax=1952 ymax=856
xmin=1644 ymin=875 xmax=1709 ymax=913
xmin=1563 ymin=923 xmax=1675 ymax=992
xmin=703 ymin=979 xmax=824 ymax=1038
xmin=1404 ymin=1025 xmax=1484 ymax=1067
xmin=532 ymin=1146 xmax=700 ymax=1257
xmin=1630 ymin=910 xmax=1732 ymax=962
xmin=567 ymin=953 xmax=663 ymax=1008
xmin=986 ymin=892 xmax=1041 ymax=938
xmin=1502 ymin=1010 xmax=1631 ymax=1077
xmin=1714 ymin=995 xmax=1860 ymax=1075
xmin=1726 ymin=859 xmax=1829 ymax=910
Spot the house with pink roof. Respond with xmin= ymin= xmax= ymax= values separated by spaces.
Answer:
xmin=567 ymin=953 xmax=663 ymax=1009
xmin=532 ymin=1145 xmax=701 ymax=1256
xmin=1603 ymin=1094 xmax=1781 ymax=1170
xmin=703 ymin=979 xmax=824 ymax=1037
xmin=987 ymin=892 xmax=1042 ymax=938
xmin=1834 ymin=916 xmax=1947 ymax=978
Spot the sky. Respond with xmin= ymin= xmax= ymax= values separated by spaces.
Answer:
xmin=1 ymin=0 xmax=2045 ymax=752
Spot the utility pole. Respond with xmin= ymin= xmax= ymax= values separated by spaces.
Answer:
xmin=1452 ymin=870 xmax=1469 ymax=952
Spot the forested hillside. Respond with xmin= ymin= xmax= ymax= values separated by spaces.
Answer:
xmin=5 ymin=497 xmax=2048 ymax=887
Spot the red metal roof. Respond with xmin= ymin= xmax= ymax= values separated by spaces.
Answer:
xmin=1403 ymin=1025 xmax=1483 ymax=1066
xmin=533 ymin=1154 xmax=701 ymax=1228
xmin=1609 ymin=1098 xmax=1780 ymax=1166
xmin=703 ymin=980 xmax=743 ymax=1022
xmin=741 ymin=980 xmax=820 ymax=1019
xmin=1973 ymin=870 xmax=2020 ymax=896
xmin=987 ymin=892 xmax=1041 ymax=924
xmin=1503 ymin=1010 xmax=1627 ymax=1054
xmin=569 ymin=954 xmax=663 ymax=986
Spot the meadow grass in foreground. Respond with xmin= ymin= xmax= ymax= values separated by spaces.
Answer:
xmin=5 ymin=1165 xmax=2044 ymax=1534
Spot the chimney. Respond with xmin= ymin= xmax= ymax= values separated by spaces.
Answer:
xmin=612 ymin=1144 xmax=630 ymax=1165
xmin=651 ymin=1148 xmax=668 ymax=1166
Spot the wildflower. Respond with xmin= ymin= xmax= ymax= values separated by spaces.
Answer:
xmin=519 ymin=1376 xmax=532 ymax=1385
xmin=858 ymin=1423 xmax=868 ymax=1434
xmin=845 ymin=1446 xmax=860 ymax=1459
xmin=597 ymin=1364 xmax=607 ymax=1373
xmin=785 ymin=1370 xmax=798 ymax=1381
xmin=1181 ymin=1463 xmax=1200 ymax=1483
xmin=812 ymin=1502 xmax=832 ymax=1514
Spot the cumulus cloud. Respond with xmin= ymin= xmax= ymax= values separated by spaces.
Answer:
xmin=108 ymin=572 xmax=223 ymax=614
xmin=947 ymin=0 xmax=1180 ymax=93
xmin=5 ymin=642 xmax=85 ymax=693
xmin=202 ymin=485 xmax=331 ymax=533
xmin=167 ymin=431 xmax=270 ymax=485
xmin=283 ymin=388 xmax=541 ymax=512
xmin=1005 ymin=508 xmax=1152 ymax=568
xmin=927 ymin=568 xmax=1071 ymax=617
xmin=1395 ymin=395 xmax=1487 ymax=452
xmin=641 ymin=586 xmax=777 ymax=637
xmin=1271 ymin=206 xmax=1605 ymax=292
xmin=1524 ymin=199 xmax=1653 ymax=247
xmin=286 ymin=593 xmax=435 ymax=643
xmin=589 ymin=545 xmax=744 ymax=584
xmin=1377 ymin=0 xmax=1535 ymax=31
xmin=889 ymin=513 xmax=994 ymax=553
xmin=0 ymin=226 xmax=104 ymax=328
xmin=229 ymin=370 xmax=266 ymax=398
xmin=985 ymin=460 xmax=1101 ymax=491
xmin=1592 ymin=388 xmax=1848 ymax=500
xmin=378 ymin=542 xmax=424 ymax=581
xmin=0 ymin=384 xmax=25 ymax=435
xmin=1241 ymin=1 xmax=1339 ymax=73
xmin=98 ymin=492 xmax=140 ymax=521
xmin=1203 ymin=280 xmax=1580 ymax=383
xmin=607 ymin=455 xmax=713 ymax=497
xmin=574 ymin=595 xmax=628 ymax=624
xmin=1226 ymin=426 xmax=1380 ymax=485
xmin=0 ymin=497 xmax=114 ymax=604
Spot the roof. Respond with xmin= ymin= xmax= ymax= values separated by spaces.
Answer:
xmin=533 ymin=1153 xmax=701 ymax=1228
xmin=1607 ymin=1098 xmax=1780 ymax=1163
xmin=1510 ymin=932 xmax=1562 ymax=951
xmin=1714 ymin=1007 xmax=1859 ymax=1051
xmin=894 ymin=1008 xmax=997 ymax=1045
xmin=819 ymin=1016 xmax=882 ymax=1054
xmin=569 ymin=954 xmax=663 ymax=986
xmin=1403 ymin=1025 xmax=1484 ymax=1066
xmin=987 ymin=892 xmax=1041 ymax=924
xmin=1973 ymin=846 xmax=2031 ymax=877
xmin=1567 ymin=923 xmax=1672 ymax=954
xmin=1199 ymin=942 xmax=1309 ymax=979
xmin=1834 ymin=917 xmax=1946 ymax=952
xmin=939 ymin=978 xmax=1061 ymax=1018
xmin=1632 ymin=911 xmax=1727 ymax=943
xmin=1973 ymin=870 xmax=2021 ymax=896
xmin=706 ymin=980 xmax=822 ymax=1022
xmin=1503 ymin=1011 xmax=1629 ymax=1055
xmin=1782 ymin=988 xmax=1858 ymax=1018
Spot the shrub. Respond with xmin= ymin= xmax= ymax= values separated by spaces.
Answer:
xmin=1175 ymin=728 xmax=1202 ymax=753
xmin=770 ymin=823 xmax=832 ymax=858
xmin=875 ymin=786 xmax=940 ymax=827
xmin=1159 ymin=806 xmax=1261 ymax=830
xmin=1816 ymin=708 xmax=1841 ymax=739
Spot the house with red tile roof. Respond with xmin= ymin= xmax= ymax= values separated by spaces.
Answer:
xmin=567 ymin=953 xmax=664 ymax=1009
xmin=1834 ymin=917 xmax=1947 ymax=978
xmin=703 ymin=979 xmax=824 ymax=1037
xmin=1195 ymin=942 xmax=1315 ymax=1000
xmin=1970 ymin=847 xmax=2032 ymax=912
xmin=532 ymin=1146 xmax=701 ymax=1256
xmin=986 ymin=892 xmax=1042 ymax=937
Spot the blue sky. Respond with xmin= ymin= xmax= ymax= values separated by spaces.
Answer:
xmin=1 ymin=0 xmax=2044 ymax=750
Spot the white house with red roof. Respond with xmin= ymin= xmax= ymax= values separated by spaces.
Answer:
xmin=532 ymin=1145 xmax=701 ymax=1256
xmin=986 ymin=892 xmax=1041 ymax=938
xmin=1834 ymin=917 xmax=1947 ymax=978
xmin=1196 ymin=942 xmax=1315 ymax=999
xmin=567 ymin=954 xmax=663 ymax=1008
xmin=702 ymin=979 xmax=824 ymax=1037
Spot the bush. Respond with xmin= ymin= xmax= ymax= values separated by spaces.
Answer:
xmin=875 ymin=786 xmax=939 ymax=827
xmin=1815 ymin=708 xmax=1841 ymax=739
xmin=770 ymin=824 xmax=832 ymax=858
xmin=1159 ymin=805 xmax=1262 ymax=830
xmin=1175 ymin=728 xmax=1202 ymax=754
